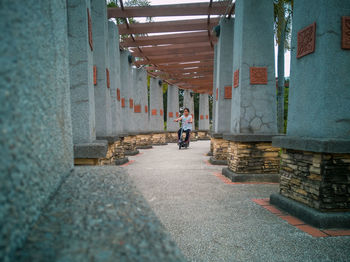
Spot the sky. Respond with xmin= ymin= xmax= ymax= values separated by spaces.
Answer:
xmin=121 ymin=0 xmax=291 ymax=77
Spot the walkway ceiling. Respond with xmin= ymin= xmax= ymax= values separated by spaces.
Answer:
xmin=108 ymin=0 xmax=235 ymax=94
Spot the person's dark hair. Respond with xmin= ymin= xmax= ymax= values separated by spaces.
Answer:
xmin=183 ymin=108 xmax=190 ymax=113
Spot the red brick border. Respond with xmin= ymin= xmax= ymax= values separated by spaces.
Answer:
xmin=120 ymin=160 xmax=135 ymax=167
xmin=252 ymin=198 xmax=350 ymax=237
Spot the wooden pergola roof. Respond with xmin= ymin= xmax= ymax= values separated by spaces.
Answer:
xmin=108 ymin=1 xmax=235 ymax=94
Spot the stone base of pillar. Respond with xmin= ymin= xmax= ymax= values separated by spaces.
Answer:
xmin=124 ymin=135 xmax=139 ymax=156
xmin=73 ymin=140 xmax=108 ymax=166
xmin=270 ymin=193 xmax=350 ymax=229
xmin=136 ymin=133 xmax=153 ymax=149
xmin=277 ymin=148 xmax=350 ymax=212
xmin=226 ymin=141 xmax=280 ymax=174
xmin=207 ymin=138 xmax=214 ymax=156
xmin=166 ymin=132 xmax=178 ymax=143
xmin=152 ymin=132 xmax=168 ymax=145
xmin=210 ymin=136 xmax=229 ymax=165
xmin=74 ymin=158 xmax=99 ymax=165
xmin=197 ymin=130 xmax=210 ymax=140
xmin=222 ymin=167 xmax=279 ymax=182
xmin=191 ymin=130 xmax=198 ymax=141
xmin=114 ymin=138 xmax=129 ymax=166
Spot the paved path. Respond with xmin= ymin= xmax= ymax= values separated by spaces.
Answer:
xmin=125 ymin=141 xmax=350 ymax=262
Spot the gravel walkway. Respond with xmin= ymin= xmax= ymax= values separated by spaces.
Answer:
xmin=126 ymin=140 xmax=350 ymax=262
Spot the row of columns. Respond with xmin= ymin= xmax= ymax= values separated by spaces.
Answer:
xmin=210 ymin=0 xmax=350 ymax=228
xmin=67 ymin=0 xmax=211 ymax=165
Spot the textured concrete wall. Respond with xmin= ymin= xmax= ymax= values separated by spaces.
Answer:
xmin=149 ymin=77 xmax=164 ymax=131
xmin=108 ymin=21 xmax=120 ymax=136
xmin=230 ymin=0 xmax=277 ymax=134
xmin=0 ymin=1 xmax=73 ymax=260
xmin=214 ymin=18 xmax=234 ymax=134
xmin=167 ymin=85 xmax=180 ymax=131
xmin=67 ymin=0 xmax=96 ymax=144
xmin=286 ymin=0 xmax=350 ymax=139
xmin=120 ymin=50 xmax=133 ymax=133
xmin=91 ymin=0 xmax=112 ymax=137
xmin=199 ymin=94 xmax=210 ymax=130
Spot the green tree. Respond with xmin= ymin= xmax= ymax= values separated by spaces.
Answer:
xmin=274 ymin=0 xmax=293 ymax=133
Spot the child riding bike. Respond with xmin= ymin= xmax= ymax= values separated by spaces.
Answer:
xmin=174 ymin=107 xmax=193 ymax=144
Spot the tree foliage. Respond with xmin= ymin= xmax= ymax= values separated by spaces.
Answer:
xmin=273 ymin=0 xmax=293 ymax=50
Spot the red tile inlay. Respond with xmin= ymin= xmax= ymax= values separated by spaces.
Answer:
xmin=200 ymin=115 xmax=204 ymax=120
xmin=93 ymin=66 xmax=97 ymax=85
xmin=168 ymin=112 xmax=173 ymax=118
xmin=160 ymin=109 xmax=163 ymax=116
xmin=129 ymin=98 xmax=133 ymax=108
xmin=250 ymin=67 xmax=268 ymax=85
xmin=262 ymin=205 xmax=285 ymax=215
xmin=120 ymin=160 xmax=135 ymax=167
xmin=87 ymin=8 xmax=93 ymax=51
xmin=117 ymin=88 xmax=120 ymax=101
xmin=252 ymin=198 xmax=270 ymax=206
xmin=216 ymin=88 xmax=218 ymax=100
xmin=234 ymin=69 xmax=239 ymax=88
xmin=224 ymin=86 xmax=232 ymax=99
xmin=106 ymin=68 xmax=110 ymax=88
xmin=176 ymin=112 xmax=179 ymax=118
xmin=151 ymin=109 xmax=157 ymax=116
xmin=134 ymin=104 xmax=141 ymax=113
xmin=206 ymin=115 xmax=208 ymax=119
xmin=252 ymin=199 xmax=350 ymax=238
xmin=297 ymin=22 xmax=316 ymax=58
xmin=342 ymin=16 xmax=350 ymax=50
xmin=121 ymin=98 xmax=125 ymax=108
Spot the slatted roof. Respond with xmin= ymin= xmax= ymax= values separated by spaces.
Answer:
xmin=108 ymin=1 xmax=235 ymax=94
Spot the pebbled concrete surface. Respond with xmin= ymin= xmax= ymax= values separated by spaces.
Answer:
xmin=126 ymin=141 xmax=350 ymax=262
xmin=14 ymin=166 xmax=185 ymax=262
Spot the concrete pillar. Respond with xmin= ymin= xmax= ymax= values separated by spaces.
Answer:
xmin=199 ymin=94 xmax=210 ymax=130
xmin=150 ymin=77 xmax=166 ymax=145
xmin=198 ymin=94 xmax=210 ymax=140
xmin=134 ymin=69 xmax=153 ymax=148
xmin=211 ymin=45 xmax=218 ymax=133
xmin=106 ymin=21 xmax=128 ymax=165
xmin=67 ymin=0 xmax=107 ymax=164
xmin=108 ymin=21 xmax=120 ymax=136
xmin=221 ymin=0 xmax=280 ymax=178
xmin=270 ymin=0 xmax=350 ymax=228
xmin=119 ymin=51 xmax=138 ymax=155
xmin=167 ymin=85 xmax=180 ymax=132
xmin=214 ymin=18 xmax=234 ymax=135
xmin=166 ymin=85 xmax=180 ymax=142
xmin=0 ymin=1 xmax=73 ymax=259
xmin=120 ymin=51 xmax=133 ymax=133
xmin=209 ymin=18 xmax=234 ymax=164
xmin=91 ymin=0 xmax=112 ymax=138
xmin=209 ymin=45 xmax=218 ymax=156
xmin=149 ymin=77 xmax=163 ymax=132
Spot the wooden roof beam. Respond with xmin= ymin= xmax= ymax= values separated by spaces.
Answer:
xmin=131 ymin=43 xmax=213 ymax=57
xmin=118 ymin=18 xmax=219 ymax=35
xmin=135 ymin=54 xmax=213 ymax=65
xmin=108 ymin=2 xmax=226 ymax=18
xmin=122 ymin=31 xmax=215 ymax=47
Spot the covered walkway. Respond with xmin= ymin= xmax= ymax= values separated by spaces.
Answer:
xmin=126 ymin=141 xmax=350 ymax=262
